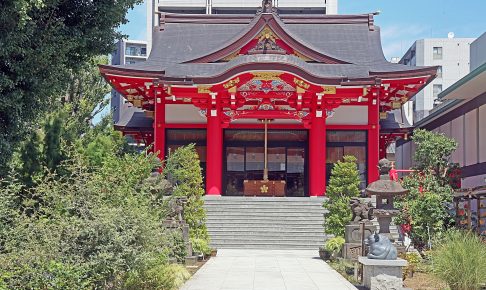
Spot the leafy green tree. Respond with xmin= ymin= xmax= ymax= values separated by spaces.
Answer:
xmin=11 ymin=56 xmax=114 ymax=182
xmin=164 ymin=144 xmax=210 ymax=243
xmin=395 ymin=173 xmax=455 ymax=250
xmin=412 ymin=129 xmax=457 ymax=182
xmin=0 ymin=0 xmax=141 ymax=176
xmin=323 ymin=155 xmax=361 ymax=237
xmin=395 ymin=129 xmax=457 ymax=250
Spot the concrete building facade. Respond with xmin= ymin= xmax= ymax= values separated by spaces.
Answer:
xmin=396 ymin=32 xmax=486 ymax=188
xmin=399 ymin=37 xmax=475 ymax=123
xmin=471 ymin=32 xmax=486 ymax=71
xmin=111 ymin=39 xmax=148 ymax=123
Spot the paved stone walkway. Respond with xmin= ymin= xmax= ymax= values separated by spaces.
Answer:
xmin=181 ymin=249 xmax=357 ymax=290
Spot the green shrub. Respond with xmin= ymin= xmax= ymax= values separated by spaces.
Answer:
xmin=0 ymin=151 xmax=189 ymax=289
xmin=191 ymin=238 xmax=211 ymax=257
xmin=164 ymin=144 xmax=209 ymax=243
xmin=323 ymin=155 xmax=361 ymax=237
xmin=324 ymin=236 xmax=345 ymax=254
xmin=395 ymin=172 xmax=455 ymax=250
xmin=431 ymin=230 xmax=486 ymax=290
xmin=166 ymin=230 xmax=187 ymax=263
xmin=124 ymin=262 xmax=190 ymax=290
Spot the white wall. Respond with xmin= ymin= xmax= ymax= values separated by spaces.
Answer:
xmin=480 ymin=105 xmax=486 ymax=163
xmin=450 ymin=116 xmax=464 ymax=166
xmin=471 ymin=32 xmax=486 ymax=71
xmin=326 ymin=106 xmax=368 ymax=125
xmin=465 ymin=109 xmax=478 ymax=166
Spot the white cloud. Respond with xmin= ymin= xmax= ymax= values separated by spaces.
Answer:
xmin=380 ymin=24 xmax=430 ymax=59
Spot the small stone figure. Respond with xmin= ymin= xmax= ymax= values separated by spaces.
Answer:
xmin=350 ymin=198 xmax=374 ymax=222
xmin=365 ymin=232 xmax=398 ymax=260
xmin=143 ymin=170 xmax=174 ymax=196
xmin=167 ymin=197 xmax=187 ymax=225
xmin=261 ymin=0 xmax=274 ymax=13
xmin=378 ymin=158 xmax=393 ymax=175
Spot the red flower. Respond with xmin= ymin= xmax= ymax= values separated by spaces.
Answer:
xmin=401 ymin=224 xmax=412 ymax=234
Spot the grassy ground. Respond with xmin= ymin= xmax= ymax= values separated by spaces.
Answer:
xmin=403 ymin=272 xmax=449 ymax=290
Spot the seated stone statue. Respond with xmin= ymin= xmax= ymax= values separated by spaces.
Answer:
xmin=350 ymin=197 xmax=374 ymax=222
xmin=365 ymin=232 xmax=397 ymax=260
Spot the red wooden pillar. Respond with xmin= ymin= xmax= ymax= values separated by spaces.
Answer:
xmin=154 ymin=85 xmax=165 ymax=162
xmin=368 ymin=88 xmax=380 ymax=184
xmin=309 ymin=105 xmax=326 ymax=197
xmin=206 ymin=93 xmax=222 ymax=195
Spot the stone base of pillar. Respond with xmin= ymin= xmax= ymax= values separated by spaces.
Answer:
xmin=358 ymin=256 xmax=407 ymax=289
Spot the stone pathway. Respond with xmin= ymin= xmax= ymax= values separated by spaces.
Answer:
xmin=181 ymin=249 xmax=357 ymax=290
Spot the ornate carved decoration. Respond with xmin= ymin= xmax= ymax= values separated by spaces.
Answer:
xmin=322 ymin=86 xmax=337 ymax=94
xmin=252 ymin=72 xmax=282 ymax=81
xmin=223 ymin=77 xmax=240 ymax=89
xmin=293 ymin=78 xmax=310 ymax=89
xmin=238 ymin=78 xmax=295 ymax=94
xmin=197 ymin=85 xmax=212 ymax=94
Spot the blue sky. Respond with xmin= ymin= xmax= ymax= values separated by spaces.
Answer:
xmin=120 ymin=0 xmax=485 ymax=60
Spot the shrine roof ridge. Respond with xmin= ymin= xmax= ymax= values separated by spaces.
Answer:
xmin=159 ymin=11 xmax=374 ymax=26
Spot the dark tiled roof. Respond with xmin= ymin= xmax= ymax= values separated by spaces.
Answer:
xmin=114 ymin=107 xmax=153 ymax=130
xmin=380 ymin=109 xmax=413 ymax=132
xmin=111 ymin=12 xmax=429 ymax=79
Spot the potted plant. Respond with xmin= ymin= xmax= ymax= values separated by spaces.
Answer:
xmin=319 ymin=245 xmax=332 ymax=261
xmin=320 ymin=237 xmax=345 ymax=261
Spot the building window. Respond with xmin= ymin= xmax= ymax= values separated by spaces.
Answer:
xmin=326 ymin=130 xmax=368 ymax=190
xmin=126 ymin=46 xmax=137 ymax=56
xmin=437 ymin=66 xmax=443 ymax=78
xmin=433 ymin=84 xmax=443 ymax=99
xmin=433 ymin=47 xmax=443 ymax=60
xmin=141 ymin=47 xmax=147 ymax=56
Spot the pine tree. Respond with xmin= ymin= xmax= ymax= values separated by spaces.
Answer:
xmin=323 ymin=155 xmax=361 ymax=237
xmin=43 ymin=114 xmax=64 ymax=171
xmin=19 ymin=131 xmax=43 ymax=187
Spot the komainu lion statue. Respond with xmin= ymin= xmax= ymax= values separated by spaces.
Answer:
xmin=350 ymin=197 xmax=374 ymax=222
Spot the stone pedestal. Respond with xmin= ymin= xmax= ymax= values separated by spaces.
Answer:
xmin=343 ymin=223 xmax=376 ymax=260
xmin=358 ymin=257 xmax=407 ymax=289
xmin=345 ymin=224 xmax=376 ymax=243
xmin=343 ymin=243 xmax=362 ymax=260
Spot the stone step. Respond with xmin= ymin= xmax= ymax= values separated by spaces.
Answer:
xmin=205 ymin=196 xmax=327 ymax=249
xmin=210 ymin=237 xmax=324 ymax=244
xmin=209 ymin=243 xmax=322 ymax=249
xmin=207 ymin=225 xmax=323 ymax=230
xmin=206 ymin=212 xmax=324 ymax=218
xmin=205 ymin=207 xmax=325 ymax=212
xmin=210 ymin=231 xmax=326 ymax=237
xmin=206 ymin=215 xmax=324 ymax=225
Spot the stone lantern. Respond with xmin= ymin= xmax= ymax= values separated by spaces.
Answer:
xmin=366 ymin=159 xmax=408 ymax=241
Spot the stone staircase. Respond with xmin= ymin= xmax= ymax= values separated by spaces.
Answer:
xmin=204 ymin=196 xmax=327 ymax=249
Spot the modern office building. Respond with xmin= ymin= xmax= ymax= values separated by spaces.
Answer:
xmin=396 ymin=32 xmax=486 ymax=188
xmin=111 ymin=39 xmax=148 ymax=123
xmin=399 ymin=37 xmax=475 ymax=123
xmin=100 ymin=4 xmax=436 ymax=197
xmin=146 ymin=0 xmax=338 ymax=54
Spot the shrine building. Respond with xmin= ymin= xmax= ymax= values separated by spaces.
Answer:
xmin=100 ymin=2 xmax=437 ymax=197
